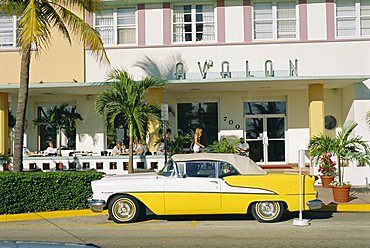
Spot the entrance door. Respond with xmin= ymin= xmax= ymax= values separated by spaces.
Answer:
xmin=244 ymin=115 xmax=286 ymax=164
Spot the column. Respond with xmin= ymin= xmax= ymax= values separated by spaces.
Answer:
xmin=243 ymin=0 xmax=252 ymax=43
xmin=299 ymin=0 xmax=308 ymax=41
xmin=308 ymin=84 xmax=324 ymax=137
xmin=163 ymin=3 xmax=171 ymax=45
xmin=217 ymin=0 xmax=225 ymax=43
xmin=326 ymin=0 xmax=335 ymax=40
xmin=138 ymin=4 xmax=146 ymax=46
xmin=146 ymin=88 xmax=164 ymax=154
xmin=0 ymin=93 xmax=8 ymax=155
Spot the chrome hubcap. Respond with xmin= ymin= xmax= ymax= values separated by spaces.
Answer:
xmin=257 ymin=202 xmax=278 ymax=219
xmin=113 ymin=199 xmax=135 ymax=221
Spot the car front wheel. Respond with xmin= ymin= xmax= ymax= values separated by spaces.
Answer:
xmin=251 ymin=201 xmax=284 ymax=223
xmin=108 ymin=195 xmax=141 ymax=223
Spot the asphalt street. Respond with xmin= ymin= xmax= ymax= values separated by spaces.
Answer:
xmin=0 ymin=212 xmax=370 ymax=248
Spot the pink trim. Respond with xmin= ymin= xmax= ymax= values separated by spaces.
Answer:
xmin=85 ymin=11 xmax=93 ymax=27
xmin=163 ymin=3 xmax=171 ymax=45
xmin=299 ymin=0 xmax=308 ymax=41
xmin=138 ymin=4 xmax=145 ymax=46
xmin=243 ymin=0 xmax=252 ymax=43
xmin=217 ymin=0 xmax=225 ymax=43
xmin=326 ymin=0 xmax=335 ymax=40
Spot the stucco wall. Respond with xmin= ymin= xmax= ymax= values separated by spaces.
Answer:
xmin=86 ymin=40 xmax=370 ymax=81
xmin=145 ymin=4 xmax=164 ymax=45
xmin=0 ymin=31 xmax=85 ymax=85
xmin=307 ymin=1 xmax=327 ymax=40
xmin=225 ymin=0 xmax=244 ymax=43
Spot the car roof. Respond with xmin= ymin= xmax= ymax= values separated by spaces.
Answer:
xmin=171 ymin=153 xmax=267 ymax=175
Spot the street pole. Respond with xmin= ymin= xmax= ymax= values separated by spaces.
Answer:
xmin=161 ymin=104 xmax=169 ymax=165
xmin=293 ymin=149 xmax=309 ymax=227
xmin=164 ymin=120 xmax=167 ymax=165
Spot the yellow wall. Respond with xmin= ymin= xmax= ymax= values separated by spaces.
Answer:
xmin=0 ymin=9 xmax=85 ymax=85
xmin=0 ymin=93 xmax=8 ymax=154
xmin=0 ymin=31 xmax=85 ymax=84
xmin=308 ymin=84 xmax=324 ymax=137
xmin=146 ymin=88 xmax=164 ymax=153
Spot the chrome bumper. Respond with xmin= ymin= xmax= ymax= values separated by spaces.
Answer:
xmin=306 ymin=199 xmax=323 ymax=210
xmin=87 ymin=198 xmax=106 ymax=212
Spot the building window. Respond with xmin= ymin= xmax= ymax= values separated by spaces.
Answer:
xmin=94 ymin=8 xmax=136 ymax=45
xmin=177 ymin=102 xmax=218 ymax=146
xmin=173 ymin=4 xmax=215 ymax=43
xmin=253 ymin=1 xmax=296 ymax=40
xmin=336 ymin=0 xmax=370 ymax=37
xmin=0 ymin=14 xmax=17 ymax=49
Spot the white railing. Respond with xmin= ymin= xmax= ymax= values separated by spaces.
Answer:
xmin=1 ymin=155 xmax=166 ymax=174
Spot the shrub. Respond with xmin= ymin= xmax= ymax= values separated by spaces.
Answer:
xmin=0 ymin=171 xmax=104 ymax=214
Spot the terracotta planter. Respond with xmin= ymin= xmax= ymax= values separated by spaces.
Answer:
xmin=320 ymin=175 xmax=335 ymax=188
xmin=332 ymin=185 xmax=351 ymax=203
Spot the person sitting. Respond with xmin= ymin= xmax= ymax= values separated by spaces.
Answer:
xmin=134 ymin=141 xmax=148 ymax=155
xmin=239 ymin=138 xmax=250 ymax=157
xmin=23 ymin=147 xmax=33 ymax=157
xmin=45 ymin=142 xmax=57 ymax=155
xmin=112 ymin=140 xmax=125 ymax=156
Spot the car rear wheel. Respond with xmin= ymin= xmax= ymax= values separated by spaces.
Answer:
xmin=251 ymin=201 xmax=284 ymax=223
xmin=108 ymin=195 xmax=141 ymax=223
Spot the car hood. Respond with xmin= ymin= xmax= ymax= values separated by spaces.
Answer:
xmin=100 ymin=172 xmax=160 ymax=181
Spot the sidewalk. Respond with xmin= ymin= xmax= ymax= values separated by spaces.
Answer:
xmin=316 ymin=186 xmax=370 ymax=211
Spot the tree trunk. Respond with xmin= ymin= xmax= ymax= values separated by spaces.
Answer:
xmin=58 ymin=126 xmax=62 ymax=156
xmin=13 ymin=45 xmax=31 ymax=172
xmin=128 ymin=123 xmax=134 ymax=174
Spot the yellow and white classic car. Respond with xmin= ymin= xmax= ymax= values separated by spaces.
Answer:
xmin=88 ymin=153 xmax=322 ymax=223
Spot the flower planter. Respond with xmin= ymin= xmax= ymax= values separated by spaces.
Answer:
xmin=332 ymin=185 xmax=351 ymax=203
xmin=320 ymin=175 xmax=335 ymax=188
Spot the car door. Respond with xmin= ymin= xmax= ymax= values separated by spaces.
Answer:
xmin=164 ymin=161 xmax=222 ymax=214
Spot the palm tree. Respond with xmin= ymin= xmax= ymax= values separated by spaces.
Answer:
xmin=309 ymin=122 xmax=370 ymax=184
xmin=95 ymin=69 xmax=166 ymax=173
xmin=0 ymin=0 xmax=108 ymax=172
xmin=33 ymin=104 xmax=83 ymax=156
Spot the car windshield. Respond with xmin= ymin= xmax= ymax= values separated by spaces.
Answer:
xmin=157 ymin=160 xmax=174 ymax=177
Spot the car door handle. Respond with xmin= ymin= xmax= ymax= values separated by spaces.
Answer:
xmin=210 ymin=180 xmax=219 ymax=184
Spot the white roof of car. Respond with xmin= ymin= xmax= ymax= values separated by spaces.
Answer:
xmin=171 ymin=153 xmax=267 ymax=175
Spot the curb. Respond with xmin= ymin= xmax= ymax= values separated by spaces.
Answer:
xmin=320 ymin=203 xmax=370 ymax=212
xmin=0 ymin=209 xmax=107 ymax=222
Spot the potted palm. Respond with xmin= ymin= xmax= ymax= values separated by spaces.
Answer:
xmin=309 ymin=122 xmax=370 ymax=202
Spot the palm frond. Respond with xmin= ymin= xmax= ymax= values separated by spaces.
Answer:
xmin=41 ymin=1 xmax=71 ymax=44
xmin=18 ymin=0 xmax=52 ymax=53
xmin=0 ymin=0 xmax=24 ymax=15
xmin=56 ymin=5 xmax=108 ymax=63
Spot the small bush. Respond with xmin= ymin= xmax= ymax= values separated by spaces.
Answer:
xmin=0 ymin=171 xmax=104 ymax=214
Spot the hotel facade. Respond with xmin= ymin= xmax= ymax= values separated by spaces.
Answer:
xmin=0 ymin=0 xmax=369 ymax=184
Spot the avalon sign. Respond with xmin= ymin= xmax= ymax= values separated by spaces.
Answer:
xmin=175 ymin=59 xmax=298 ymax=80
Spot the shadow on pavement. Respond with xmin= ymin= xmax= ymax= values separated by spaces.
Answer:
xmin=283 ymin=211 xmax=334 ymax=221
xmin=142 ymin=213 xmax=254 ymax=222
xmin=139 ymin=211 xmax=334 ymax=223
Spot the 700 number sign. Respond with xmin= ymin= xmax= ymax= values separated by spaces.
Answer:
xmin=223 ymin=116 xmax=240 ymax=129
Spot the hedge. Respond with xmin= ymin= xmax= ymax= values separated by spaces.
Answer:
xmin=0 ymin=171 xmax=104 ymax=214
